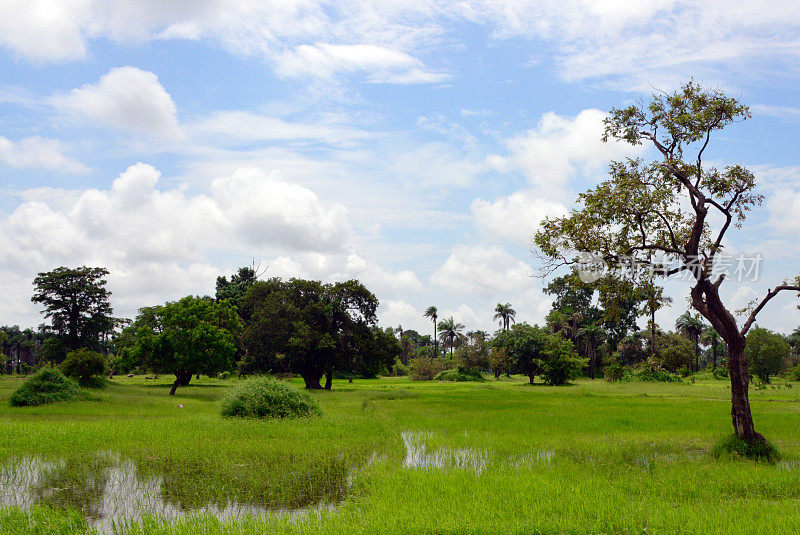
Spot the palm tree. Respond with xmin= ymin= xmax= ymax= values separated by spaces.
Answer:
xmin=424 ymin=306 xmax=438 ymax=356
xmin=642 ymin=280 xmax=672 ymax=358
xmin=493 ymin=303 xmax=517 ymax=331
xmin=676 ymin=312 xmax=706 ymax=372
xmin=577 ymin=323 xmax=606 ymax=379
xmin=437 ymin=317 xmax=466 ymax=357
xmin=701 ymin=327 xmax=723 ymax=372
xmin=547 ymin=310 xmax=571 ymax=336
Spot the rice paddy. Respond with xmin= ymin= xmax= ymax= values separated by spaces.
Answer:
xmin=1 ymin=374 xmax=800 ymax=533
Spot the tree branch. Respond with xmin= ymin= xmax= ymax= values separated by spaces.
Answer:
xmin=740 ymin=285 xmax=800 ymax=336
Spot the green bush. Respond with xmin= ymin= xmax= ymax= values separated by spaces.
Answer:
xmin=604 ymin=359 xmax=625 ymax=382
xmin=391 ymin=359 xmax=409 ymax=376
xmin=434 ymin=367 xmax=485 ymax=382
xmin=623 ymin=369 xmax=683 ymax=383
xmin=711 ymin=434 xmax=779 ymax=463
xmin=788 ymin=364 xmax=800 ymax=382
xmin=408 ymin=357 xmax=452 ymax=381
xmin=220 ymin=377 xmax=321 ymax=419
xmin=60 ymin=348 xmax=107 ymax=387
xmin=10 ymin=368 xmax=82 ymax=407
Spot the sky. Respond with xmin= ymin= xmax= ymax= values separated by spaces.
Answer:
xmin=1 ymin=0 xmax=800 ymax=336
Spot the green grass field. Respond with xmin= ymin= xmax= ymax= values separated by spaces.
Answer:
xmin=1 ymin=374 xmax=800 ymax=534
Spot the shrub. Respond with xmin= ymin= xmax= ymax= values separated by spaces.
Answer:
xmin=711 ymin=434 xmax=779 ymax=463
xmin=434 ymin=367 xmax=485 ymax=382
xmin=604 ymin=359 xmax=625 ymax=382
xmin=786 ymin=364 xmax=800 ymax=382
xmin=391 ymin=359 xmax=409 ymax=377
xmin=10 ymin=368 xmax=81 ymax=407
xmin=713 ymin=367 xmax=729 ymax=380
xmin=408 ymin=357 xmax=451 ymax=381
xmin=623 ymin=369 xmax=683 ymax=383
xmin=220 ymin=377 xmax=321 ymax=419
xmin=60 ymin=349 xmax=107 ymax=387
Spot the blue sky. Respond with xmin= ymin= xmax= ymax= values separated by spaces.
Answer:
xmin=1 ymin=1 xmax=799 ymax=335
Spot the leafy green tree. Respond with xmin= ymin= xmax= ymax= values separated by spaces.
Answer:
xmin=423 ymin=306 xmax=439 ymax=356
xmin=656 ymin=332 xmax=694 ymax=372
xmin=239 ymin=278 xmax=383 ymax=389
xmin=493 ymin=303 xmax=517 ymax=331
xmin=746 ymin=327 xmax=790 ymax=383
xmin=540 ymin=333 xmax=586 ymax=386
xmin=437 ymin=317 xmax=466 ymax=357
xmin=60 ymin=348 xmax=106 ymax=386
xmin=216 ymin=266 xmax=258 ymax=311
xmin=31 ymin=266 xmax=114 ymax=354
xmin=122 ymin=296 xmax=241 ymax=395
xmin=676 ymin=312 xmax=706 ymax=372
xmin=488 ymin=346 xmax=512 ymax=379
xmin=535 ymin=81 xmax=800 ymax=444
xmin=492 ymin=323 xmax=548 ymax=384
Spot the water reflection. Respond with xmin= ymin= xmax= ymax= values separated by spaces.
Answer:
xmin=0 ymin=454 xmax=335 ymax=533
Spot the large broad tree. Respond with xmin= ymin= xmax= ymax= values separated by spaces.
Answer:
xmin=121 ymin=296 xmax=241 ymax=395
xmin=31 ymin=266 xmax=115 ymax=354
xmin=240 ymin=278 xmax=387 ymax=389
xmin=745 ymin=327 xmax=790 ymax=384
xmin=535 ymin=81 xmax=800 ymax=445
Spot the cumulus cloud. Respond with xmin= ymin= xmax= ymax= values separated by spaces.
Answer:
xmin=471 ymin=190 xmax=567 ymax=245
xmin=432 ymin=245 xmax=533 ymax=296
xmin=52 ymin=67 xmax=182 ymax=138
xmin=0 ymin=163 xmax=356 ymax=318
xmin=496 ymin=109 xmax=642 ymax=190
xmin=0 ymin=135 xmax=88 ymax=173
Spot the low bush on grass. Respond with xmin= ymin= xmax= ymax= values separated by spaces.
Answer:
xmin=712 ymin=434 xmax=780 ymax=463
xmin=219 ymin=377 xmax=321 ymax=419
xmin=391 ymin=359 xmax=409 ymax=376
xmin=622 ymin=369 xmax=684 ymax=383
xmin=10 ymin=368 xmax=82 ymax=406
xmin=408 ymin=357 xmax=452 ymax=381
xmin=434 ymin=367 xmax=485 ymax=382
xmin=60 ymin=348 xmax=107 ymax=387
xmin=788 ymin=364 xmax=800 ymax=382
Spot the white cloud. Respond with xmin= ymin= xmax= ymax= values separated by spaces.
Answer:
xmin=210 ymin=168 xmax=351 ymax=252
xmin=497 ymin=109 xmax=642 ymax=190
xmin=471 ymin=190 xmax=567 ymax=245
xmin=189 ymin=110 xmax=369 ymax=146
xmin=767 ymin=188 xmax=800 ymax=234
xmin=0 ymin=135 xmax=88 ymax=173
xmin=432 ymin=245 xmax=533 ymax=296
xmin=52 ymin=67 xmax=182 ymax=138
xmin=276 ymin=43 xmax=448 ymax=84
xmin=379 ymin=300 xmax=422 ymax=329
xmin=4 ymin=2 xmax=800 ymax=89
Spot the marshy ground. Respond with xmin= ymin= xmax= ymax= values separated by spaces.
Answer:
xmin=1 ymin=374 xmax=800 ymax=533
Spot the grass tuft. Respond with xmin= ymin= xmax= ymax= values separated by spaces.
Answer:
xmin=711 ymin=434 xmax=780 ymax=463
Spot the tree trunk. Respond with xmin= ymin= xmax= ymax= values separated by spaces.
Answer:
xmin=727 ymin=343 xmax=760 ymax=442
xmin=302 ymin=369 xmax=323 ymax=389
xmin=691 ymin=281 xmax=760 ymax=443
xmin=324 ymin=367 xmax=333 ymax=390
xmin=650 ymin=308 xmax=656 ymax=359
xmin=711 ymin=343 xmax=717 ymax=371
xmin=528 ymin=374 xmax=535 ymax=385
xmin=170 ymin=371 xmax=193 ymax=395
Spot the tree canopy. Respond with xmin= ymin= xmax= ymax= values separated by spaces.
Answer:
xmin=31 ymin=266 xmax=114 ymax=354
xmin=120 ymin=296 xmax=241 ymax=395
xmin=239 ymin=277 xmax=394 ymax=389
